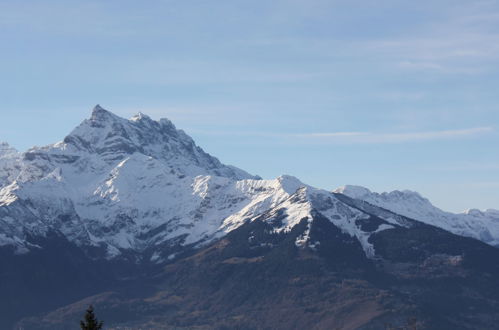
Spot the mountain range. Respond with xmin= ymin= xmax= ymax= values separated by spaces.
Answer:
xmin=1 ymin=106 xmax=499 ymax=329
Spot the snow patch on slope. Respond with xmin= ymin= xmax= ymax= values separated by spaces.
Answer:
xmin=335 ymin=185 xmax=499 ymax=246
xmin=0 ymin=106 xmax=495 ymax=261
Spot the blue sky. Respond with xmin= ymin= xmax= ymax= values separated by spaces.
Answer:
xmin=0 ymin=0 xmax=498 ymax=212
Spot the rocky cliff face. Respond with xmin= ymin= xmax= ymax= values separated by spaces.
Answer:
xmin=2 ymin=106 xmax=498 ymax=262
xmin=0 ymin=105 xmax=259 ymax=257
xmin=2 ymin=106 xmax=499 ymax=329
xmin=0 ymin=106 xmax=421 ymax=261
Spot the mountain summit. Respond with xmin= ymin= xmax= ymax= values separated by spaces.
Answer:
xmin=1 ymin=106 xmax=259 ymax=256
xmin=2 ymin=106 xmax=499 ymax=329
xmin=335 ymin=185 xmax=499 ymax=246
xmin=61 ymin=105 xmax=255 ymax=178
xmin=1 ymin=106 xmax=498 ymax=258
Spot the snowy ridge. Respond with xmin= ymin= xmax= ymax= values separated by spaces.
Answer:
xmin=0 ymin=106 xmax=257 ymax=255
xmin=0 ymin=142 xmax=21 ymax=189
xmin=0 ymin=107 xmax=318 ymax=258
xmin=335 ymin=185 xmax=499 ymax=246
xmin=0 ymin=142 xmax=18 ymax=158
xmin=0 ymin=106 xmax=496 ymax=261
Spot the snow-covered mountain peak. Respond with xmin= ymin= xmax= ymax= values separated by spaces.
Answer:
xmin=0 ymin=142 xmax=18 ymax=158
xmin=130 ymin=111 xmax=152 ymax=122
xmin=334 ymin=185 xmax=372 ymax=199
xmin=0 ymin=143 xmax=21 ymax=189
xmin=54 ymin=106 xmax=256 ymax=179
xmin=335 ymin=185 xmax=499 ymax=246
xmin=16 ymin=106 xmax=257 ymax=186
xmin=277 ymin=175 xmax=305 ymax=194
xmin=464 ymin=208 xmax=484 ymax=217
xmin=1 ymin=105 xmax=497 ymax=263
xmin=93 ymin=104 xmax=105 ymax=111
xmin=89 ymin=104 xmax=120 ymax=123
xmin=335 ymin=185 xmax=426 ymax=203
xmin=461 ymin=208 xmax=499 ymax=218
xmin=336 ymin=185 xmax=432 ymax=211
xmin=383 ymin=189 xmax=425 ymax=201
xmin=70 ymin=106 xmax=184 ymax=154
xmin=0 ymin=106 xmax=264 ymax=255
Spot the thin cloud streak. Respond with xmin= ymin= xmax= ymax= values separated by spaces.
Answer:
xmin=299 ymin=127 xmax=494 ymax=143
xmin=192 ymin=127 xmax=494 ymax=144
xmin=422 ymin=162 xmax=499 ymax=172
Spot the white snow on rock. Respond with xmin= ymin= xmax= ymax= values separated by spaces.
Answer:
xmin=0 ymin=142 xmax=21 ymax=189
xmin=335 ymin=185 xmax=499 ymax=246
xmin=0 ymin=106 xmax=496 ymax=260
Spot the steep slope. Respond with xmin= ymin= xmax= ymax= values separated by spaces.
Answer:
xmin=17 ymin=193 xmax=499 ymax=330
xmin=0 ymin=106 xmax=415 ymax=262
xmin=335 ymin=185 xmax=499 ymax=246
xmin=2 ymin=107 xmax=496 ymax=259
xmin=1 ymin=106 xmax=499 ymax=329
xmin=0 ymin=106 xmax=261 ymax=256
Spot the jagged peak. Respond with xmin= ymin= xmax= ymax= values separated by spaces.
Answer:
xmin=0 ymin=141 xmax=16 ymax=151
xmin=130 ymin=112 xmax=152 ymax=122
xmin=380 ymin=189 xmax=425 ymax=201
xmin=277 ymin=175 xmax=305 ymax=194
xmin=64 ymin=104 xmax=187 ymax=149
xmin=335 ymin=185 xmax=428 ymax=203
xmin=48 ymin=105 xmax=256 ymax=180
xmin=463 ymin=208 xmax=484 ymax=216
xmin=90 ymin=104 xmax=120 ymax=122
xmin=461 ymin=208 xmax=499 ymax=219
xmin=93 ymin=104 xmax=104 ymax=111
xmin=334 ymin=185 xmax=372 ymax=198
xmin=0 ymin=142 xmax=19 ymax=157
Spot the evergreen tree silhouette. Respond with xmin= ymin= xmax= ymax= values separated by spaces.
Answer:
xmin=80 ymin=305 xmax=103 ymax=330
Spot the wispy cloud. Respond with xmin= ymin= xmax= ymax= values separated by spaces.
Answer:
xmin=422 ymin=162 xmax=499 ymax=172
xmin=192 ymin=127 xmax=494 ymax=144
xmin=113 ymin=59 xmax=324 ymax=85
xmin=360 ymin=1 xmax=499 ymax=74
xmin=295 ymin=127 xmax=494 ymax=143
xmin=369 ymin=34 xmax=499 ymax=74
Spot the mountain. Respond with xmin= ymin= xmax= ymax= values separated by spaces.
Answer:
xmin=0 ymin=105 xmax=418 ymax=260
xmin=335 ymin=185 xmax=499 ymax=246
xmin=14 ymin=190 xmax=499 ymax=329
xmin=1 ymin=106 xmax=499 ymax=329
xmin=0 ymin=105 xmax=259 ymax=256
xmin=0 ymin=142 xmax=20 ymax=188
